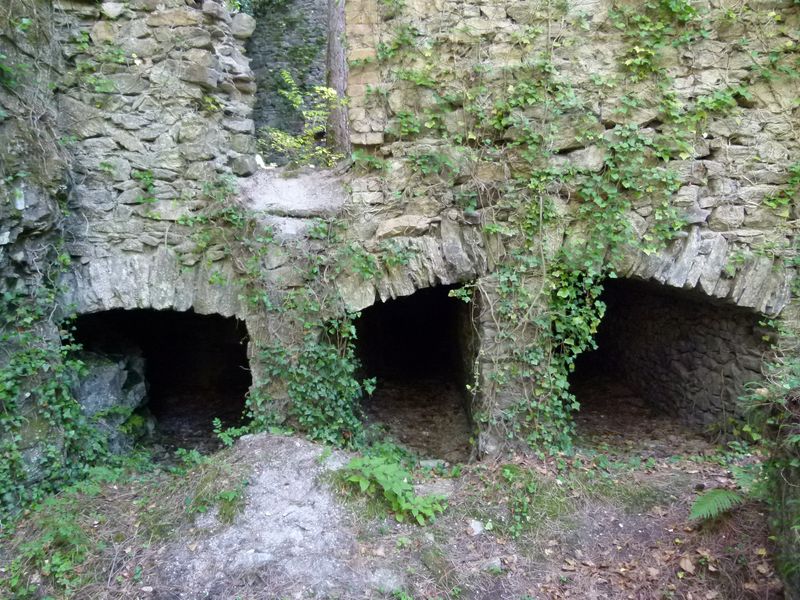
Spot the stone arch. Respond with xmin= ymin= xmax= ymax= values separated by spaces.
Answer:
xmin=59 ymin=248 xmax=282 ymax=449
xmin=71 ymin=307 xmax=252 ymax=451
xmin=619 ymin=224 xmax=793 ymax=316
xmin=61 ymin=248 xmax=244 ymax=317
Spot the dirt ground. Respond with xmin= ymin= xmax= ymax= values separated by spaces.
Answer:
xmin=149 ymin=391 xmax=246 ymax=459
xmin=138 ymin=377 xmax=782 ymax=599
xmin=3 ymin=377 xmax=785 ymax=599
xmin=362 ymin=376 xmax=473 ymax=463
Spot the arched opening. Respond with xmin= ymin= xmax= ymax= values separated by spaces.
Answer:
xmin=354 ymin=285 xmax=476 ymax=461
xmin=72 ymin=309 xmax=251 ymax=452
xmin=570 ymin=278 xmax=768 ymax=441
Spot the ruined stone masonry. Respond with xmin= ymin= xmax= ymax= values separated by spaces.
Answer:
xmin=1 ymin=0 xmax=798 ymax=463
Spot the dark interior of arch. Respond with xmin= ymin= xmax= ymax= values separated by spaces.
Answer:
xmin=354 ymin=285 xmax=475 ymax=461
xmin=73 ymin=309 xmax=251 ymax=451
xmin=570 ymin=278 xmax=768 ymax=430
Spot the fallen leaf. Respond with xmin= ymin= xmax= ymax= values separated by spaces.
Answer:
xmin=679 ymin=557 xmax=696 ymax=575
xmin=756 ymin=563 xmax=770 ymax=575
xmin=646 ymin=567 xmax=659 ymax=578
xmin=756 ymin=547 xmax=767 ymax=557
xmin=705 ymin=592 xmax=719 ymax=599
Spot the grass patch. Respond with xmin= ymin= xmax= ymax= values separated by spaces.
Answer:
xmin=0 ymin=448 xmax=251 ymax=599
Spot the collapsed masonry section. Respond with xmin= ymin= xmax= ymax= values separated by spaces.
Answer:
xmin=73 ymin=309 xmax=251 ymax=452
xmin=572 ymin=278 xmax=768 ymax=431
xmin=354 ymin=285 xmax=477 ymax=462
xmin=247 ymin=0 xmax=340 ymax=162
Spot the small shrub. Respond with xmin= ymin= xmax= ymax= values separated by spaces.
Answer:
xmin=343 ymin=454 xmax=447 ymax=525
xmin=258 ymin=70 xmax=343 ymax=168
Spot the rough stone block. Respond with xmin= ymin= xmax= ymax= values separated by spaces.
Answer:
xmin=709 ymin=205 xmax=745 ymax=231
xmin=231 ymin=13 xmax=256 ymax=38
xmin=146 ymin=8 xmax=203 ymax=27
xmin=375 ymin=215 xmax=434 ymax=239
xmin=100 ymin=2 xmax=126 ymax=19
xmin=202 ymin=1 xmax=231 ymax=22
xmin=90 ymin=21 xmax=117 ymax=44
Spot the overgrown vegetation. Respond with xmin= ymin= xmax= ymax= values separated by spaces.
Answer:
xmin=342 ymin=450 xmax=447 ymax=525
xmin=0 ymin=449 xmax=250 ymax=598
xmin=258 ymin=70 xmax=344 ymax=168
xmin=0 ymin=286 xmax=109 ymax=518
xmin=3 ymin=0 xmax=800 ymax=593
xmin=736 ymin=322 xmax=800 ymax=588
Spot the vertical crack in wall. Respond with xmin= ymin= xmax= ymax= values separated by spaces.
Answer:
xmin=247 ymin=0 xmax=331 ymax=163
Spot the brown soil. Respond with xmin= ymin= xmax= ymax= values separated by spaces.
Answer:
xmin=4 ymin=379 xmax=785 ymax=599
xmin=343 ymin=375 xmax=783 ymax=599
xmin=148 ymin=392 xmax=246 ymax=459
xmin=362 ymin=376 xmax=473 ymax=462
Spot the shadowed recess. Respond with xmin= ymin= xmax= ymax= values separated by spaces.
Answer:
xmin=354 ymin=285 xmax=475 ymax=462
xmin=571 ymin=278 xmax=768 ymax=433
xmin=73 ymin=309 xmax=251 ymax=450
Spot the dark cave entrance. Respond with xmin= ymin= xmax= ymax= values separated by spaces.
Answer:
xmin=569 ymin=278 xmax=768 ymax=447
xmin=73 ymin=309 xmax=251 ymax=452
xmin=354 ymin=285 xmax=476 ymax=462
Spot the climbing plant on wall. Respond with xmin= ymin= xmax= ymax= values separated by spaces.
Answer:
xmin=343 ymin=0 xmax=800 ymax=455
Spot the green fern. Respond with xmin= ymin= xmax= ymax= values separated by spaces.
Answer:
xmin=689 ymin=488 xmax=745 ymax=521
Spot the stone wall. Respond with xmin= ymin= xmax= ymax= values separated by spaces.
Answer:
xmin=339 ymin=0 xmax=799 ymax=449
xmin=0 ymin=0 xmax=67 ymax=294
xmin=1 ymin=0 xmax=74 ymax=487
xmin=596 ymin=279 xmax=769 ymax=426
xmin=342 ymin=0 xmax=797 ymax=313
xmin=7 ymin=0 xmax=798 ymax=456
xmin=53 ymin=0 xmax=261 ymax=318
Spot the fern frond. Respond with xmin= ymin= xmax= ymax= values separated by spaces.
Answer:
xmin=689 ymin=488 xmax=744 ymax=521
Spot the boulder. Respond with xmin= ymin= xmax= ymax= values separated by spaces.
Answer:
xmin=74 ymin=351 xmax=151 ymax=452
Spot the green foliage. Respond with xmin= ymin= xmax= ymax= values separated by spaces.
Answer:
xmin=689 ymin=488 xmax=745 ymax=521
xmin=340 ymin=242 xmax=381 ymax=280
xmin=390 ymin=110 xmax=422 ymax=138
xmin=1 ymin=452 xmax=249 ymax=597
xmin=342 ymin=453 xmax=447 ymax=525
xmin=379 ymin=239 xmax=416 ymax=268
xmin=352 ymin=149 xmax=389 ymax=172
xmin=377 ymin=0 xmax=405 ymax=19
xmin=764 ymin=162 xmax=800 ymax=209
xmin=376 ymin=25 xmax=418 ymax=62
xmin=737 ymin=329 xmax=800 ymax=582
xmin=409 ymin=150 xmax=458 ymax=178
xmin=212 ymin=418 xmax=250 ymax=447
xmin=131 ymin=169 xmax=156 ymax=203
xmin=0 ymin=52 xmax=24 ymax=89
xmin=253 ymin=318 xmax=372 ymax=447
xmin=610 ymin=0 xmax=705 ymax=80
xmin=0 ymin=288 xmax=109 ymax=519
xmin=258 ymin=70 xmax=343 ymax=167
xmin=448 ymin=286 xmax=473 ymax=304
xmin=199 ymin=94 xmax=223 ymax=113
